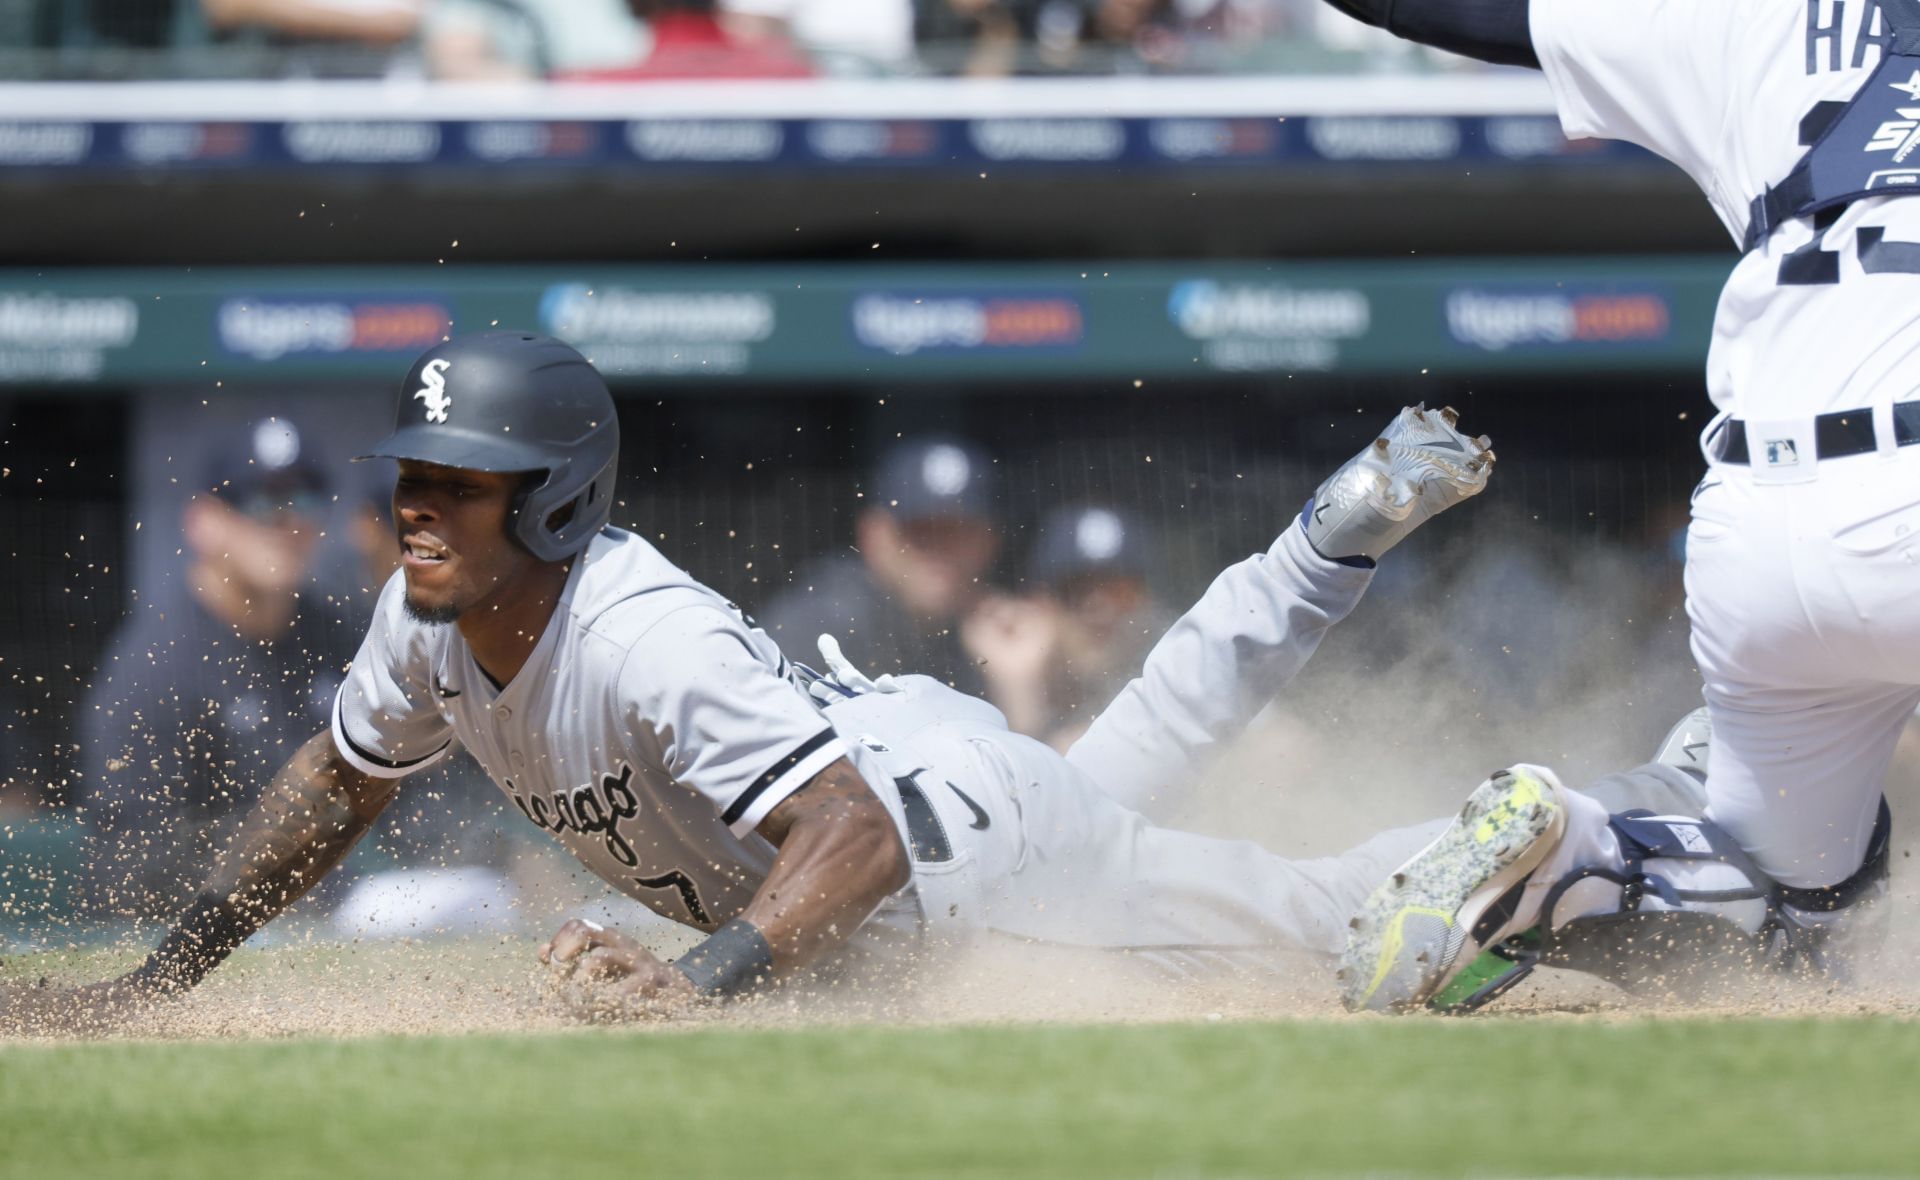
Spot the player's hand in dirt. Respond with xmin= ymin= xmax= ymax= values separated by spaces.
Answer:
xmin=539 ymin=918 xmax=697 ymax=1019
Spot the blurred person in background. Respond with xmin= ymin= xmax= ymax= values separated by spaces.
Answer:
xmin=196 ymin=0 xmax=420 ymax=45
xmin=423 ymin=0 xmax=643 ymax=80
xmin=718 ymin=0 xmax=914 ymax=74
xmin=67 ymin=0 xmax=418 ymax=75
xmin=558 ymin=0 xmax=814 ymax=79
xmin=912 ymin=0 xmax=1030 ymax=75
xmin=965 ymin=505 xmax=1171 ymax=749
xmin=760 ymin=436 xmax=1000 ymax=695
xmin=76 ymin=419 xmax=358 ymax=918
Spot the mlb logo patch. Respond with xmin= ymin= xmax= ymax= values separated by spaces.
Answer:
xmin=1763 ymin=438 xmax=1799 ymax=467
xmin=1666 ymin=823 xmax=1712 ymax=854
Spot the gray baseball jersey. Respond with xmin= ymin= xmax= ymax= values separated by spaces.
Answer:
xmin=331 ymin=526 xmax=896 ymax=931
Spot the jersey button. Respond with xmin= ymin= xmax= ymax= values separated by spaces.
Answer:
xmin=495 ymin=705 xmax=512 ymax=721
xmin=509 ymin=751 xmax=525 ymax=770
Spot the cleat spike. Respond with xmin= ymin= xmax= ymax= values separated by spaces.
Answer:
xmin=1440 ymin=406 xmax=1460 ymax=426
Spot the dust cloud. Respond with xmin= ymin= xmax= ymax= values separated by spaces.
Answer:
xmin=8 ymin=526 xmax=1920 ymax=1041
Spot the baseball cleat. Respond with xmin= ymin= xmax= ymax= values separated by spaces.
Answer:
xmin=1304 ymin=404 xmax=1494 ymax=563
xmin=1338 ymin=765 xmax=1567 ymax=1013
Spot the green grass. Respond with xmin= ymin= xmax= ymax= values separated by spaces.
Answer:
xmin=0 ymin=1017 xmax=1913 ymax=1179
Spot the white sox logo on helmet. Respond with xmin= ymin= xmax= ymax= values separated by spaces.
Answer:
xmin=413 ymin=358 xmax=453 ymax=424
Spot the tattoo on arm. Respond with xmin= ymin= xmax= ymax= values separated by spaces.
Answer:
xmin=128 ymin=729 xmax=394 ymax=994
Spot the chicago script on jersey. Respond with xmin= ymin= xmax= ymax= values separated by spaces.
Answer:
xmin=505 ymin=763 xmax=642 ymax=866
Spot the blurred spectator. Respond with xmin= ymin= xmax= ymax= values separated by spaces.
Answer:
xmin=964 ymin=505 xmax=1169 ymax=749
xmin=76 ymin=418 xmax=360 ymax=918
xmin=423 ymin=0 xmax=643 ymax=80
xmin=197 ymin=0 xmax=420 ymax=46
xmin=559 ymin=0 xmax=814 ymax=79
xmin=912 ymin=0 xmax=1026 ymax=75
xmin=760 ymin=436 xmax=1001 ymax=693
xmin=719 ymin=0 xmax=913 ymax=73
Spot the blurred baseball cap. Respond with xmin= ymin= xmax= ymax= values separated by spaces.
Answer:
xmin=1029 ymin=505 xmax=1151 ymax=589
xmin=201 ymin=418 xmax=331 ymax=518
xmin=871 ymin=436 xmax=998 ymax=523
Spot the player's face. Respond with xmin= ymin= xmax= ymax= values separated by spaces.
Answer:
xmin=860 ymin=509 xmax=1000 ymax=619
xmin=392 ymin=460 xmax=535 ymax=624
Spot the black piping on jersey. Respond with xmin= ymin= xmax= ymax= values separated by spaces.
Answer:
xmin=335 ymin=714 xmax=451 ymax=771
xmin=721 ymin=728 xmax=839 ymax=827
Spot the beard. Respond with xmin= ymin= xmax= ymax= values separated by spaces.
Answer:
xmin=403 ymin=591 xmax=461 ymax=626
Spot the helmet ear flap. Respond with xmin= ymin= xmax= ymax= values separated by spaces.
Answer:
xmin=507 ymin=468 xmax=556 ymax=559
xmin=512 ymin=449 xmax=616 ymax=562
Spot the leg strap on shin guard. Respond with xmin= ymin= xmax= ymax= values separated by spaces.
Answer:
xmin=1542 ymin=801 xmax=1892 ymax=990
xmin=1438 ymin=800 xmax=1892 ymax=1011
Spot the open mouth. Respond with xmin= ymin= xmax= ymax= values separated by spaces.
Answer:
xmin=403 ymin=534 xmax=450 ymax=564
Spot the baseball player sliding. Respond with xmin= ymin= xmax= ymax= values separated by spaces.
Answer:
xmin=1326 ymin=0 xmax=1918 ymax=1011
xmin=4 ymin=331 xmax=1493 ymax=1024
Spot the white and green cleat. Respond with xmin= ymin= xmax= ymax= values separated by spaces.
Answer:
xmin=1338 ymin=765 xmax=1568 ymax=1013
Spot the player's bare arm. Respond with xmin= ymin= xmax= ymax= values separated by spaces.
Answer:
xmin=742 ymin=755 xmax=912 ymax=964
xmin=1 ymin=730 xmax=393 ymax=1030
xmin=134 ymin=731 xmax=395 ymax=991
xmin=542 ymin=754 xmax=909 ymax=1012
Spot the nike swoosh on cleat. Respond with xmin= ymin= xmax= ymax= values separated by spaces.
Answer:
xmin=1423 ymin=438 xmax=1467 ymax=452
xmin=948 ymin=781 xmax=990 ymax=830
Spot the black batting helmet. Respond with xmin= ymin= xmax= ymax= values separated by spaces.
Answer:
xmin=359 ymin=331 xmax=619 ymax=561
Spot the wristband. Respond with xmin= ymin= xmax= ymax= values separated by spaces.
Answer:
xmin=673 ymin=918 xmax=774 ymax=998
xmin=124 ymin=892 xmax=253 ymax=995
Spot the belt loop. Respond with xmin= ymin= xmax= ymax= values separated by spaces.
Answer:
xmin=1699 ymin=410 xmax=1732 ymax=467
xmin=1873 ymin=399 xmax=1900 ymax=458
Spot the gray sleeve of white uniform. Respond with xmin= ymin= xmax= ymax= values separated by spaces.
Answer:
xmin=619 ymin=605 xmax=852 ymax=839
xmin=1065 ymin=521 xmax=1373 ymax=814
xmin=330 ymin=572 xmax=455 ymax=779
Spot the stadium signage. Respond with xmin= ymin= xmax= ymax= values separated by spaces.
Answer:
xmin=967 ymin=120 xmax=1126 ymax=161
xmin=806 ymin=120 xmax=941 ymax=162
xmin=0 ymin=122 xmax=91 ymax=166
xmin=1304 ymin=117 xmax=1460 ymax=161
xmin=625 ymin=120 xmax=784 ymax=162
xmin=1146 ymin=119 xmax=1280 ymax=161
xmin=0 ymin=291 xmax=138 ymax=380
xmin=464 ymin=121 xmax=602 ymax=162
xmin=283 ymin=121 xmax=441 ymax=164
xmin=0 ymin=260 xmax=1721 ymax=387
xmin=1168 ymin=280 xmax=1371 ymax=371
xmin=540 ymin=283 xmax=776 ymax=375
xmin=217 ymin=297 xmax=451 ymax=361
xmin=120 ymin=122 xmax=255 ymax=165
xmin=1444 ymin=287 xmax=1673 ymax=351
xmin=1482 ymin=117 xmax=1584 ymax=160
xmin=851 ymin=293 xmax=1085 ymax=355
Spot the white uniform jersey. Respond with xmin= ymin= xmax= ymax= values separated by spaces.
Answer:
xmin=1533 ymin=0 xmax=1920 ymax=419
xmin=331 ymin=527 xmax=893 ymax=931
